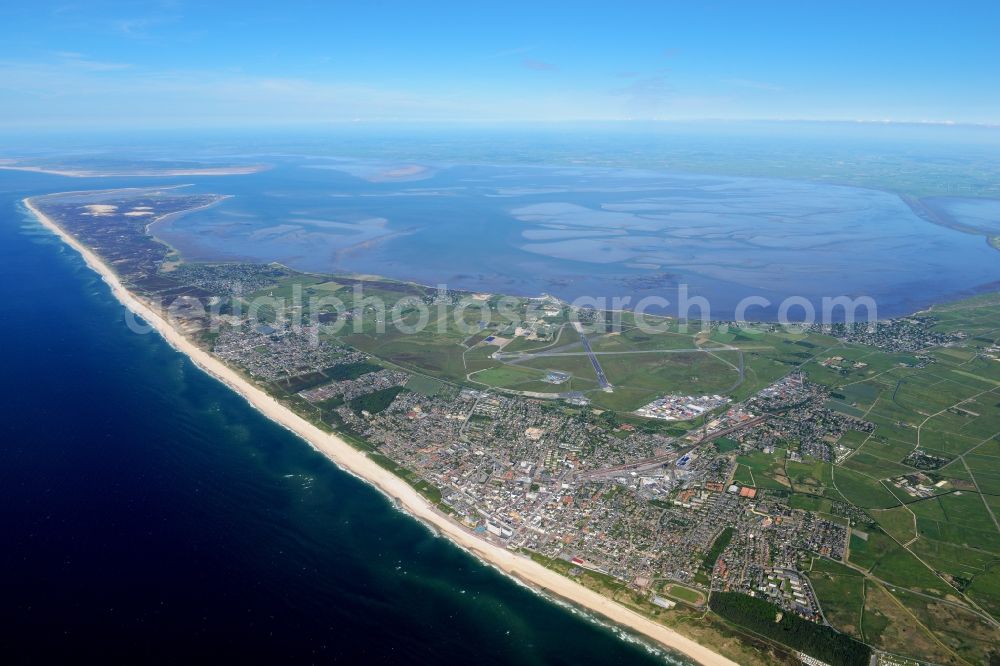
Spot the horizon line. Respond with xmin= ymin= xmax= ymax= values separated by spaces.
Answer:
xmin=2 ymin=116 xmax=999 ymax=134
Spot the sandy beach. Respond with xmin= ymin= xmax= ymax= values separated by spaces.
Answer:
xmin=5 ymin=165 xmax=267 ymax=178
xmin=24 ymin=196 xmax=737 ymax=666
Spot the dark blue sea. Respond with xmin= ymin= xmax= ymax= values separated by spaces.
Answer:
xmin=0 ymin=169 xmax=677 ymax=663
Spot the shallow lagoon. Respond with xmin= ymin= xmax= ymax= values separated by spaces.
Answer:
xmin=923 ymin=197 xmax=1000 ymax=235
xmin=155 ymin=158 xmax=1000 ymax=319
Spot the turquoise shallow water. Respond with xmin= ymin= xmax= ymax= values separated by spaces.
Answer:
xmin=0 ymin=169 xmax=679 ymax=663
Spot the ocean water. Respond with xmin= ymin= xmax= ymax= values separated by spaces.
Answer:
xmin=0 ymin=169 xmax=677 ymax=663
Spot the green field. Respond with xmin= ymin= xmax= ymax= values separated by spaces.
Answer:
xmin=807 ymin=567 xmax=865 ymax=638
xmin=661 ymin=583 xmax=706 ymax=606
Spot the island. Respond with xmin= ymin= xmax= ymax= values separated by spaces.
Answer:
xmin=0 ymin=158 xmax=268 ymax=177
xmin=25 ymin=186 xmax=1000 ymax=666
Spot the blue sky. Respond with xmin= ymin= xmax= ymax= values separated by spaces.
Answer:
xmin=1 ymin=1 xmax=998 ymax=128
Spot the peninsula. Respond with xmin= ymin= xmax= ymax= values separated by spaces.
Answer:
xmin=2 ymin=160 xmax=268 ymax=178
xmin=23 ymin=192 xmax=739 ymax=665
xmin=24 ymin=187 xmax=1000 ymax=666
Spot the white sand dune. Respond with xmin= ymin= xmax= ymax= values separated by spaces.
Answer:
xmin=83 ymin=204 xmax=118 ymax=216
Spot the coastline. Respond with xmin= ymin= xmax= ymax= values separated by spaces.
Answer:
xmin=23 ymin=195 xmax=738 ymax=666
xmin=3 ymin=165 xmax=267 ymax=178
